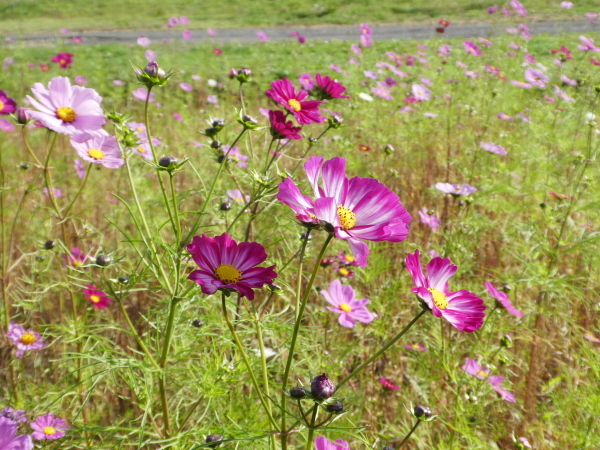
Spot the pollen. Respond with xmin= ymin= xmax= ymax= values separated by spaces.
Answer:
xmin=476 ymin=370 xmax=488 ymax=378
xmin=288 ymin=99 xmax=302 ymax=112
xmin=412 ymin=344 xmax=421 ymax=350
xmin=339 ymin=303 xmax=352 ymax=312
xmin=56 ymin=106 xmax=77 ymax=122
xmin=427 ymin=287 xmax=448 ymax=309
xmin=337 ymin=205 xmax=357 ymax=230
xmin=0 ymin=100 xmax=4 ymax=111
xmin=90 ymin=295 xmax=101 ymax=303
xmin=344 ymin=255 xmax=355 ymax=263
xmin=43 ymin=426 xmax=56 ymax=435
xmin=214 ymin=264 xmax=242 ymax=284
xmin=338 ymin=267 xmax=350 ymax=276
xmin=138 ymin=146 xmax=147 ymax=153
xmin=20 ymin=332 xmax=36 ymax=345
xmin=88 ymin=148 xmax=105 ymax=160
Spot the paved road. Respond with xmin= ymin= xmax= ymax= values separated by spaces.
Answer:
xmin=6 ymin=19 xmax=599 ymax=46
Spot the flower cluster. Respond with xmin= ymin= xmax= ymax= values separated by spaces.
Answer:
xmin=462 ymin=358 xmax=516 ymax=402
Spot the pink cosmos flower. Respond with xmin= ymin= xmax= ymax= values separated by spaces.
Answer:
xmin=435 ymin=183 xmax=477 ymax=196
xmin=524 ymin=68 xmax=549 ymax=87
xmin=584 ymin=333 xmax=600 ymax=344
xmin=168 ymin=17 xmax=179 ymax=27
xmin=412 ymin=84 xmax=431 ymax=101
xmin=278 ymin=156 xmax=412 ymax=267
xmin=0 ymin=417 xmax=33 ymax=449
xmin=498 ymin=112 xmax=513 ymax=121
xmin=207 ymin=28 xmax=217 ymax=36
xmin=269 ymin=110 xmax=302 ymax=140
xmin=463 ymin=41 xmax=482 ymax=56
xmin=351 ymin=44 xmax=362 ymax=56
xmin=438 ymin=44 xmax=452 ymax=57
xmin=7 ymin=322 xmax=46 ymax=358
xmin=30 ymin=413 xmax=70 ymax=440
xmin=84 ymin=285 xmax=111 ymax=309
xmin=70 ymin=134 xmax=124 ymax=168
xmin=3 ymin=57 xmax=14 ymax=70
xmin=418 ymin=207 xmax=440 ymax=231
xmin=74 ymin=76 xmax=87 ymax=85
xmin=0 ymin=118 xmax=15 ymax=133
xmin=187 ymin=233 xmax=277 ymax=300
xmin=51 ymin=52 xmax=74 ymax=68
xmin=485 ymin=282 xmax=523 ymax=316
xmin=314 ymin=74 xmax=350 ymax=100
xmin=405 ymin=250 xmax=486 ymax=332
xmin=480 ymin=142 xmax=507 ymax=155
xmin=59 ymin=28 xmax=69 ymax=35
xmin=43 ymin=188 xmax=62 ymax=198
xmin=113 ymin=80 xmax=124 ymax=86
xmin=226 ymin=189 xmax=250 ymax=204
xmin=462 ymin=358 xmax=491 ymax=380
xmin=487 ymin=4 xmax=499 ymax=13
xmin=180 ymin=16 xmax=189 ymax=25
xmin=314 ymin=436 xmax=350 ymax=450
xmin=0 ymin=90 xmax=17 ymax=115
xmin=554 ymin=85 xmax=575 ymax=102
xmin=266 ymin=78 xmax=324 ymax=125
xmin=182 ymin=30 xmax=192 ymax=40
xmin=561 ymin=1 xmax=574 ymax=8
xmin=360 ymin=34 xmax=373 ymax=47
xmin=364 ymin=70 xmax=378 ymax=80
xmin=404 ymin=343 xmax=428 ymax=351
xmin=329 ymin=64 xmax=342 ymax=73
xmin=74 ymin=158 xmax=86 ymax=178
xmin=27 ymin=77 xmax=105 ymax=141
xmin=221 ymin=145 xmax=248 ymax=168
xmin=511 ymin=80 xmax=533 ymax=89
xmin=72 ymin=36 xmax=83 ymax=44
xmin=298 ymin=73 xmax=315 ymax=90
xmin=179 ymin=82 xmax=193 ymax=92
xmin=379 ymin=377 xmax=399 ymax=390
xmin=561 ymin=75 xmax=577 ymax=86
xmin=321 ymin=279 xmax=375 ymax=328
xmin=207 ymin=94 xmax=218 ymax=104
xmin=492 ymin=382 xmax=517 ymax=402
xmin=257 ymin=31 xmax=269 ymax=42
xmin=137 ymin=36 xmax=151 ymax=47
xmin=145 ymin=50 xmax=157 ymax=61
xmin=360 ymin=23 xmax=372 ymax=35
xmin=67 ymin=247 xmax=89 ymax=268
xmin=371 ymin=87 xmax=393 ymax=100
xmin=132 ymin=87 xmax=155 ymax=102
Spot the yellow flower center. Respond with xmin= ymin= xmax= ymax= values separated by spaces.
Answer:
xmin=427 ymin=287 xmax=448 ymax=309
xmin=136 ymin=127 xmax=144 ymax=132
xmin=43 ymin=426 xmax=56 ymax=435
xmin=88 ymin=148 xmax=105 ymax=160
xmin=0 ymin=100 xmax=4 ymax=110
xmin=214 ymin=264 xmax=242 ymax=284
xmin=138 ymin=146 xmax=146 ymax=153
xmin=72 ymin=259 xmax=83 ymax=267
xmin=339 ymin=303 xmax=352 ymax=312
xmin=412 ymin=344 xmax=421 ymax=350
xmin=20 ymin=332 xmax=36 ymax=345
xmin=338 ymin=267 xmax=350 ymax=276
xmin=337 ymin=205 xmax=356 ymax=230
xmin=344 ymin=255 xmax=355 ymax=263
xmin=476 ymin=370 xmax=488 ymax=378
xmin=56 ymin=106 xmax=76 ymax=122
xmin=60 ymin=59 xmax=66 ymax=65
xmin=288 ymin=99 xmax=301 ymax=112
xmin=90 ymin=295 xmax=101 ymax=303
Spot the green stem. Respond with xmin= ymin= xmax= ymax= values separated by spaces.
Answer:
xmin=295 ymin=230 xmax=311 ymax=319
xmin=20 ymin=127 xmax=43 ymax=167
xmin=221 ymin=292 xmax=278 ymax=429
xmin=336 ymin=309 xmax=427 ymax=390
xmin=117 ymin=301 xmax=160 ymax=371
xmin=62 ymin=163 xmax=92 ymax=218
xmin=281 ymin=234 xmax=333 ymax=450
xmin=304 ymin=406 xmax=319 ymax=450
xmin=397 ymin=419 xmax=422 ymax=448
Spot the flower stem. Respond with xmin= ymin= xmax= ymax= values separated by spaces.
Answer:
xmin=62 ymin=163 xmax=92 ymax=218
xmin=295 ymin=230 xmax=311 ymax=319
xmin=281 ymin=233 xmax=333 ymax=450
xmin=304 ymin=405 xmax=319 ymax=450
xmin=336 ymin=308 xmax=427 ymax=390
xmin=221 ymin=292 xmax=278 ymax=429
xmin=397 ymin=419 xmax=422 ymax=448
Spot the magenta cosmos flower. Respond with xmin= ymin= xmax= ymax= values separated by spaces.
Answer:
xmin=30 ymin=413 xmax=70 ymax=440
xmin=379 ymin=377 xmax=400 ymax=390
xmin=405 ymin=343 xmax=428 ymax=351
xmin=0 ymin=90 xmax=17 ymax=115
xmin=27 ymin=77 xmax=105 ymax=141
xmin=485 ymin=281 xmax=523 ymax=317
xmin=187 ymin=233 xmax=277 ymax=300
xmin=314 ymin=436 xmax=350 ymax=450
xmin=266 ymin=78 xmax=324 ymax=125
xmin=51 ymin=52 xmax=74 ymax=69
xmin=84 ymin=285 xmax=111 ymax=309
xmin=278 ymin=156 xmax=412 ymax=267
xmin=0 ymin=417 xmax=33 ymax=450
xmin=70 ymin=134 xmax=124 ymax=168
xmin=321 ymin=279 xmax=375 ymax=328
xmin=405 ymin=250 xmax=486 ymax=332
xmin=7 ymin=322 xmax=46 ymax=358
xmin=269 ymin=110 xmax=302 ymax=140
xmin=313 ymin=74 xmax=350 ymax=100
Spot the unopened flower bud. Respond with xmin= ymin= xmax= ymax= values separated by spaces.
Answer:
xmin=159 ymin=155 xmax=178 ymax=168
xmin=384 ymin=144 xmax=395 ymax=155
xmin=267 ymin=283 xmax=282 ymax=293
xmin=44 ymin=240 xmax=55 ymax=250
xmin=325 ymin=400 xmax=344 ymax=413
xmin=19 ymin=163 xmax=29 ymax=170
xmin=217 ymin=155 xmax=226 ymax=164
xmin=219 ymin=202 xmax=231 ymax=211
xmin=206 ymin=434 xmax=223 ymax=447
xmin=191 ymin=319 xmax=203 ymax=327
xmin=311 ymin=373 xmax=336 ymax=400
xmin=242 ymin=114 xmax=257 ymax=125
xmin=289 ymin=387 xmax=307 ymax=399
xmin=95 ymin=254 xmax=111 ymax=266
xmin=413 ymin=405 xmax=432 ymax=419
xmin=228 ymin=68 xmax=239 ymax=78
xmin=500 ymin=334 xmax=513 ymax=348
xmin=118 ymin=276 xmax=129 ymax=284
xmin=383 ymin=447 xmax=395 ymax=450
xmin=328 ymin=114 xmax=343 ymax=128
xmin=212 ymin=119 xmax=225 ymax=130
xmin=501 ymin=284 xmax=511 ymax=293
xmin=211 ymin=140 xmax=222 ymax=149
xmin=143 ymin=61 xmax=160 ymax=77
xmin=16 ymin=107 xmax=31 ymax=125
xmin=204 ymin=127 xmax=218 ymax=137
xmin=308 ymin=137 xmax=318 ymax=144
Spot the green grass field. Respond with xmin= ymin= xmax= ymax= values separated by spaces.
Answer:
xmin=1 ymin=21 xmax=600 ymax=450
xmin=0 ymin=0 xmax=599 ymax=34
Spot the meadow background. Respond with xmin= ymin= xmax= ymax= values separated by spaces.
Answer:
xmin=1 ymin=1 xmax=600 ymax=449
